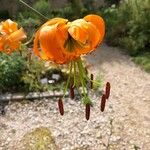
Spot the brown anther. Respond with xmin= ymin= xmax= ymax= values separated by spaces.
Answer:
xmin=105 ymin=82 xmax=111 ymax=99
xmin=85 ymin=103 xmax=90 ymax=120
xmin=58 ymin=98 xmax=64 ymax=116
xmin=70 ymin=83 xmax=75 ymax=99
xmin=100 ymin=94 xmax=106 ymax=112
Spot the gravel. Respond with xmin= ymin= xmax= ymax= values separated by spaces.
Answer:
xmin=0 ymin=44 xmax=150 ymax=150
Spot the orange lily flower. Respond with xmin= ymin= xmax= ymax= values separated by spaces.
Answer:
xmin=0 ymin=19 xmax=26 ymax=54
xmin=33 ymin=15 xmax=106 ymax=119
xmin=33 ymin=14 xmax=105 ymax=64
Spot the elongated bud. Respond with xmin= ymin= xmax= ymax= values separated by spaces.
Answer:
xmin=90 ymin=74 xmax=94 ymax=89
xmin=85 ymin=103 xmax=90 ymax=120
xmin=105 ymin=82 xmax=111 ymax=99
xmin=70 ymin=83 xmax=74 ymax=99
xmin=101 ymin=94 xmax=106 ymax=112
xmin=58 ymin=98 xmax=64 ymax=116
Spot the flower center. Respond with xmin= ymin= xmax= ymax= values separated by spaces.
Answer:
xmin=64 ymin=34 xmax=85 ymax=52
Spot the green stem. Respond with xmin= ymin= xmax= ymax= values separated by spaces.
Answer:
xmin=78 ymin=58 xmax=88 ymax=78
xmin=63 ymin=61 xmax=73 ymax=98
xmin=77 ymin=60 xmax=86 ymax=97
xmin=73 ymin=61 xmax=76 ymax=86
xmin=77 ymin=58 xmax=92 ymax=104
xmin=19 ymin=0 xmax=48 ymax=21
xmin=24 ymin=34 xmax=34 ymax=46
xmin=78 ymin=58 xmax=101 ymax=86
xmin=73 ymin=61 xmax=82 ymax=97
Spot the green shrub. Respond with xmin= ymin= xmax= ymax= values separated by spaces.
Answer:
xmin=17 ymin=0 xmax=52 ymax=34
xmin=103 ymin=0 xmax=150 ymax=55
xmin=133 ymin=53 xmax=150 ymax=72
xmin=21 ymin=56 xmax=46 ymax=92
xmin=33 ymin=0 xmax=51 ymax=18
xmin=0 ymin=51 xmax=26 ymax=93
xmin=0 ymin=47 xmax=46 ymax=93
xmin=0 ymin=46 xmax=69 ymax=93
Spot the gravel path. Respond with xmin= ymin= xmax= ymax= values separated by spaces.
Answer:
xmin=0 ymin=44 xmax=150 ymax=150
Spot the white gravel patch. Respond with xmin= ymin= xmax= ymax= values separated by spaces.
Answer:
xmin=0 ymin=44 xmax=150 ymax=150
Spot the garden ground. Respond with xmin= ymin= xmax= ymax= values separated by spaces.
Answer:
xmin=0 ymin=44 xmax=150 ymax=150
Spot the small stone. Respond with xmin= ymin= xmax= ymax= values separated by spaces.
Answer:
xmin=52 ymin=74 xmax=60 ymax=81
xmin=40 ymin=78 xmax=48 ymax=84
xmin=48 ymin=80 xmax=55 ymax=84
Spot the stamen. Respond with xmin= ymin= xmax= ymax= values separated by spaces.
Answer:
xmin=100 ymin=94 xmax=106 ymax=112
xmin=63 ymin=62 xmax=73 ymax=98
xmin=58 ymin=98 xmax=64 ymax=116
xmin=85 ymin=103 xmax=90 ymax=120
xmin=70 ymin=83 xmax=75 ymax=99
xmin=105 ymin=82 xmax=111 ymax=99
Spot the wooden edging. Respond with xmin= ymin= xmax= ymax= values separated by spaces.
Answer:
xmin=0 ymin=91 xmax=69 ymax=102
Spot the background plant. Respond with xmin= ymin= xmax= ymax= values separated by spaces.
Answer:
xmin=101 ymin=0 xmax=150 ymax=72
xmin=0 ymin=46 xmax=68 ymax=93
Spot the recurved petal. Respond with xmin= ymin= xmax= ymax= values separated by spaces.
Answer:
xmin=84 ymin=22 xmax=101 ymax=50
xmin=84 ymin=14 xmax=105 ymax=43
xmin=39 ymin=25 xmax=66 ymax=64
xmin=8 ymin=28 xmax=26 ymax=42
xmin=41 ymin=18 xmax=68 ymax=28
xmin=1 ymin=19 xmax=18 ymax=34
xmin=67 ymin=19 xmax=101 ymax=55
xmin=33 ymin=30 xmax=49 ymax=60
xmin=68 ymin=19 xmax=88 ymax=44
xmin=0 ymin=40 xmax=3 ymax=51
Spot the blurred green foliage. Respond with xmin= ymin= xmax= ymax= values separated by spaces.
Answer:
xmin=133 ymin=53 xmax=150 ymax=72
xmin=0 ymin=46 xmax=68 ymax=93
xmin=0 ymin=51 xmax=26 ymax=93
xmin=103 ymin=0 xmax=150 ymax=55
xmin=16 ymin=0 xmax=89 ymax=38
xmin=102 ymin=0 xmax=150 ymax=71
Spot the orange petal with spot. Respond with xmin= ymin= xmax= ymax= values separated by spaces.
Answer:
xmin=68 ymin=19 xmax=88 ymax=44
